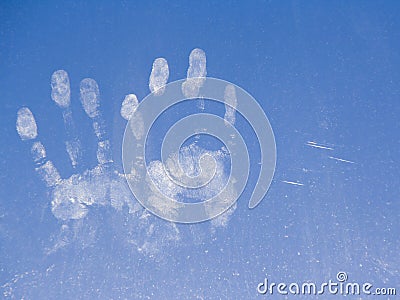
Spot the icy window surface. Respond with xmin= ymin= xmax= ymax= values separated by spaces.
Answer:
xmin=2 ymin=2 xmax=399 ymax=299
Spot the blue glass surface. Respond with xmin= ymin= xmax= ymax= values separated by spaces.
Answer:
xmin=1 ymin=1 xmax=399 ymax=298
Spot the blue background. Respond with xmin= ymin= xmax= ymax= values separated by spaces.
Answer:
xmin=1 ymin=1 xmax=399 ymax=298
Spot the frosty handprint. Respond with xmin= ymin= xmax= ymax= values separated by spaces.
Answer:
xmin=16 ymin=71 xmax=138 ymax=220
xmin=123 ymin=52 xmax=277 ymax=223
xmin=16 ymin=48 xmax=276 ymax=228
xmin=15 ymin=54 xmax=180 ymax=257
xmin=15 ymin=50 xmax=204 ymax=222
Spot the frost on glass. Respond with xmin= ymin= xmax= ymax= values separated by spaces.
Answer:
xmin=16 ymin=107 xmax=37 ymax=140
xmin=120 ymin=94 xmax=139 ymax=121
xmin=181 ymin=48 xmax=207 ymax=98
xmin=51 ymin=69 xmax=70 ymax=108
xmin=149 ymin=57 xmax=169 ymax=96
xmin=224 ymin=84 xmax=238 ymax=126
xmin=14 ymin=48 xmax=237 ymax=260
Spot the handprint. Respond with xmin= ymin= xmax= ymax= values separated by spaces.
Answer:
xmin=17 ymin=72 xmax=138 ymax=221
xmin=16 ymin=49 xmax=238 ymax=256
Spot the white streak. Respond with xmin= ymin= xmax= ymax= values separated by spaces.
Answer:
xmin=282 ymin=180 xmax=304 ymax=186
xmin=329 ymin=156 xmax=355 ymax=164
xmin=16 ymin=107 xmax=37 ymax=140
xmin=306 ymin=141 xmax=334 ymax=150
